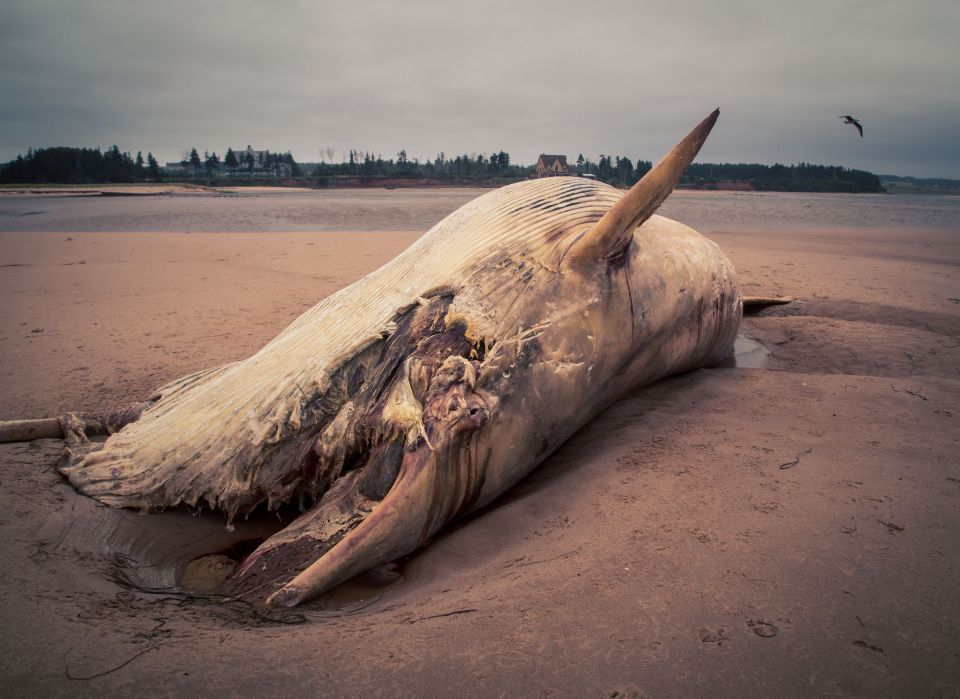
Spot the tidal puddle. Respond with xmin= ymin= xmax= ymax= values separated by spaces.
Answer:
xmin=39 ymin=476 xmax=294 ymax=595
xmin=40 ymin=471 xmax=405 ymax=610
xmin=714 ymin=334 xmax=771 ymax=369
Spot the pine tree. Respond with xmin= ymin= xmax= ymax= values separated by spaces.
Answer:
xmin=146 ymin=152 xmax=160 ymax=178
xmin=634 ymin=160 xmax=652 ymax=180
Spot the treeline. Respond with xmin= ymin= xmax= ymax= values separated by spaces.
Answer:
xmin=312 ymin=150 xmax=654 ymax=187
xmin=573 ymin=154 xmax=653 ymax=187
xmin=1 ymin=146 xmax=884 ymax=193
xmin=0 ymin=145 xmax=302 ymax=183
xmin=878 ymin=174 xmax=960 ymax=195
xmin=0 ymin=146 xmax=160 ymax=183
xmin=314 ymin=150 xmax=528 ymax=179
xmin=880 ymin=174 xmax=960 ymax=187
xmin=682 ymin=162 xmax=883 ymax=193
xmin=312 ymin=154 xmax=883 ymax=192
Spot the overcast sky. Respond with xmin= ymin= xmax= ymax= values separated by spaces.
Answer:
xmin=1 ymin=0 xmax=958 ymax=177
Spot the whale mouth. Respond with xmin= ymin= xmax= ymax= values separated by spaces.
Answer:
xmin=215 ymin=296 xmax=495 ymax=606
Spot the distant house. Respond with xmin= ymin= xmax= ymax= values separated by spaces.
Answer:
xmin=161 ymin=145 xmax=294 ymax=178
xmin=535 ymin=154 xmax=569 ymax=177
xmin=162 ymin=162 xmax=187 ymax=176
xmin=232 ymin=145 xmax=267 ymax=169
xmin=227 ymin=145 xmax=293 ymax=177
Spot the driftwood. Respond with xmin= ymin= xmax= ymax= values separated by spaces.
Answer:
xmin=0 ymin=403 xmax=149 ymax=445
xmin=0 ymin=418 xmax=64 ymax=442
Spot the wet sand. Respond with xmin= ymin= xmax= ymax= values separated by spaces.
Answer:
xmin=1 ymin=216 xmax=959 ymax=694
xmin=0 ymin=184 xmax=215 ymax=196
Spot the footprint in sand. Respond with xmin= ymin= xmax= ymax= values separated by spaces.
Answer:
xmin=699 ymin=626 xmax=731 ymax=646
xmin=747 ymin=619 xmax=779 ymax=637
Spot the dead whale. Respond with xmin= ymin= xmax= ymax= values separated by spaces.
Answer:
xmin=5 ymin=110 xmax=745 ymax=607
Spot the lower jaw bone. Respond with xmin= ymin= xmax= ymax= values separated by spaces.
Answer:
xmin=223 ymin=313 xmax=490 ymax=607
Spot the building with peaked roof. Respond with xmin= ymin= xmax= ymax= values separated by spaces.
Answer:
xmin=535 ymin=154 xmax=569 ymax=177
xmin=160 ymin=145 xmax=294 ymax=178
xmin=232 ymin=145 xmax=268 ymax=168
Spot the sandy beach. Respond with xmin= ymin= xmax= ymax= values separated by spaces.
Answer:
xmin=0 ymin=192 xmax=958 ymax=695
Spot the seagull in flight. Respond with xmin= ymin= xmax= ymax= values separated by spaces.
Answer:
xmin=838 ymin=115 xmax=863 ymax=137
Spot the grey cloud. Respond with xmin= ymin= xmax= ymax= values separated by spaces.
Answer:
xmin=1 ymin=0 xmax=958 ymax=176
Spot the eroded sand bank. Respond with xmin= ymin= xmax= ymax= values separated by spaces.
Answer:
xmin=1 ymin=222 xmax=958 ymax=695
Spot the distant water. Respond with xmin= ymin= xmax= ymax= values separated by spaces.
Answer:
xmin=0 ymin=188 xmax=957 ymax=233
xmin=662 ymin=190 xmax=960 ymax=231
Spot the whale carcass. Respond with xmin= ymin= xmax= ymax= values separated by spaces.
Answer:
xmin=52 ymin=110 xmax=740 ymax=607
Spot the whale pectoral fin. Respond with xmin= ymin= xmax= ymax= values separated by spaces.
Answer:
xmin=565 ymin=109 xmax=719 ymax=266
xmin=742 ymin=295 xmax=795 ymax=313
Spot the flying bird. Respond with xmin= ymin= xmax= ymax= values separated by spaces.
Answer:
xmin=838 ymin=115 xmax=863 ymax=137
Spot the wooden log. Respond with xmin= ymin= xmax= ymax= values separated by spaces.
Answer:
xmin=0 ymin=402 xmax=152 ymax=444
xmin=0 ymin=418 xmax=64 ymax=443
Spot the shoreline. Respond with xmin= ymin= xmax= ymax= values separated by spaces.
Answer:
xmin=4 ymin=182 xmax=944 ymax=197
xmin=0 ymin=182 xmax=503 ymax=196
